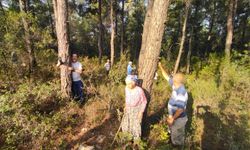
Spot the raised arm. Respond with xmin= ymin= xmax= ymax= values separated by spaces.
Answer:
xmin=158 ymin=62 xmax=170 ymax=81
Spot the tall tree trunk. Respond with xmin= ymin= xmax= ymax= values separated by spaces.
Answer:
xmin=205 ymin=0 xmax=216 ymax=58
xmin=138 ymin=0 xmax=154 ymax=74
xmin=120 ymin=0 xmax=124 ymax=55
xmin=47 ymin=0 xmax=56 ymax=39
xmin=173 ymin=0 xmax=191 ymax=74
xmin=167 ymin=45 xmax=172 ymax=62
xmin=240 ymin=11 xmax=248 ymax=50
xmin=19 ymin=0 xmax=36 ymax=73
xmin=115 ymin=0 xmax=118 ymax=36
xmin=224 ymin=0 xmax=237 ymax=60
xmin=98 ymin=0 xmax=103 ymax=64
xmin=138 ymin=0 xmax=170 ymax=95
xmin=191 ymin=0 xmax=199 ymax=57
xmin=186 ymin=28 xmax=193 ymax=74
xmin=53 ymin=0 xmax=72 ymax=98
xmin=110 ymin=0 xmax=115 ymax=66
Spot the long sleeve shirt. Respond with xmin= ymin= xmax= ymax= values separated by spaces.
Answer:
xmin=125 ymin=86 xmax=147 ymax=113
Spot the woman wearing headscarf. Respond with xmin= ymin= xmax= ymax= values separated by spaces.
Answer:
xmin=121 ymin=75 xmax=147 ymax=139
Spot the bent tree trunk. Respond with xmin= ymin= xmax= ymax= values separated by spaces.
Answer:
xmin=138 ymin=0 xmax=170 ymax=95
xmin=110 ymin=0 xmax=115 ymax=66
xmin=225 ymin=0 xmax=237 ymax=60
xmin=174 ymin=0 xmax=191 ymax=74
xmin=19 ymin=0 xmax=36 ymax=73
xmin=53 ymin=0 xmax=72 ymax=98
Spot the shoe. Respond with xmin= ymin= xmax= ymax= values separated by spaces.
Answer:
xmin=74 ymin=96 xmax=80 ymax=100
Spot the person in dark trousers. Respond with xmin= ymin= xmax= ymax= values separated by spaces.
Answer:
xmin=68 ymin=54 xmax=84 ymax=103
xmin=158 ymin=62 xmax=188 ymax=146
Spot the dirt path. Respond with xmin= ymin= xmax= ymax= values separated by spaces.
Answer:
xmin=66 ymin=112 xmax=120 ymax=150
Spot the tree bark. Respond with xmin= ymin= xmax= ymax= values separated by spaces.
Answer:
xmin=98 ymin=0 xmax=103 ymax=64
xmin=191 ymin=0 xmax=199 ymax=57
xmin=110 ymin=0 xmax=115 ymax=66
xmin=205 ymin=0 xmax=216 ymax=58
xmin=167 ymin=44 xmax=173 ymax=62
xmin=52 ymin=0 xmax=72 ymax=98
xmin=47 ymin=0 xmax=56 ymax=39
xmin=186 ymin=29 xmax=192 ymax=74
xmin=138 ymin=0 xmax=154 ymax=74
xmin=120 ymin=0 xmax=124 ymax=55
xmin=240 ymin=11 xmax=248 ymax=50
xmin=224 ymin=0 xmax=237 ymax=59
xmin=173 ymin=0 xmax=191 ymax=74
xmin=138 ymin=0 xmax=170 ymax=95
xmin=115 ymin=0 xmax=118 ymax=36
xmin=19 ymin=0 xmax=36 ymax=73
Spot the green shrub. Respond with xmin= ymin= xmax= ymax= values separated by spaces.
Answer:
xmin=186 ymin=52 xmax=250 ymax=149
xmin=108 ymin=53 xmax=128 ymax=85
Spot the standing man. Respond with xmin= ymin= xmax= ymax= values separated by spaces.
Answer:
xmin=104 ymin=59 xmax=111 ymax=75
xmin=127 ymin=61 xmax=133 ymax=75
xmin=158 ymin=62 xmax=188 ymax=146
xmin=68 ymin=53 xmax=84 ymax=104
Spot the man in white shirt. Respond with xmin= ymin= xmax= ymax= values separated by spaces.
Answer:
xmin=104 ymin=59 xmax=111 ymax=75
xmin=68 ymin=53 xmax=84 ymax=103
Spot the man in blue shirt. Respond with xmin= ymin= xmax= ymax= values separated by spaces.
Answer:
xmin=158 ymin=62 xmax=188 ymax=146
xmin=127 ymin=61 xmax=133 ymax=75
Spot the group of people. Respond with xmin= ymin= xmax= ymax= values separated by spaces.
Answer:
xmin=121 ymin=61 xmax=188 ymax=147
xmin=60 ymin=54 xmax=188 ymax=146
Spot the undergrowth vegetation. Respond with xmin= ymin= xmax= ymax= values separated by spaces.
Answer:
xmin=0 ymin=51 xmax=249 ymax=149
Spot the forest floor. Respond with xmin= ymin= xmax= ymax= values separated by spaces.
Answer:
xmin=62 ymin=102 xmax=168 ymax=150
xmin=1 ymin=55 xmax=249 ymax=150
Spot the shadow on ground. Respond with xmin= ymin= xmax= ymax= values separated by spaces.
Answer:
xmin=196 ymin=104 xmax=250 ymax=150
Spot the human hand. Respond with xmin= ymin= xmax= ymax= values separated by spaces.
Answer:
xmin=56 ymin=60 xmax=61 ymax=67
xmin=68 ymin=67 xmax=74 ymax=71
xmin=158 ymin=62 xmax=162 ymax=68
xmin=166 ymin=116 xmax=174 ymax=126
xmin=56 ymin=58 xmax=63 ymax=67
